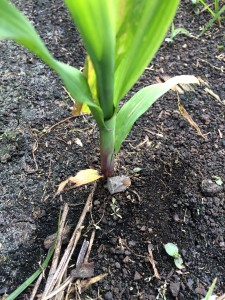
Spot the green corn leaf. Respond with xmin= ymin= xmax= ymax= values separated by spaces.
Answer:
xmin=64 ymin=0 xmax=117 ymax=119
xmin=0 ymin=0 xmax=105 ymax=129
xmin=0 ymin=0 xmax=54 ymax=67
xmin=114 ymin=0 xmax=180 ymax=106
xmin=55 ymin=61 xmax=105 ymax=129
xmin=115 ymin=75 xmax=199 ymax=153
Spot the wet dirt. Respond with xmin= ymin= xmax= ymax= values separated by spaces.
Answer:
xmin=0 ymin=0 xmax=224 ymax=299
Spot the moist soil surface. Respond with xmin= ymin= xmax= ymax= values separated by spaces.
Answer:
xmin=0 ymin=0 xmax=225 ymax=299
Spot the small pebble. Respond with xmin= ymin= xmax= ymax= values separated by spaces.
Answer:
xmin=140 ymin=226 xmax=147 ymax=231
xmin=219 ymin=242 xmax=225 ymax=247
xmin=173 ymin=214 xmax=180 ymax=222
xmin=106 ymin=176 xmax=131 ymax=194
xmin=128 ymin=240 xmax=136 ymax=247
xmin=170 ymin=281 xmax=181 ymax=297
xmin=201 ymin=179 xmax=223 ymax=196
xmin=134 ymin=271 xmax=142 ymax=280
xmin=104 ymin=291 xmax=113 ymax=300
xmin=94 ymin=200 xmax=100 ymax=206
xmin=123 ymin=256 xmax=130 ymax=263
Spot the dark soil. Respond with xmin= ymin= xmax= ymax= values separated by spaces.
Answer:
xmin=0 ymin=0 xmax=224 ymax=299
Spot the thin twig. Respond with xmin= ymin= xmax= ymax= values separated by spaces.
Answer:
xmin=42 ymin=183 xmax=96 ymax=299
xmin=29 ymin=273 xmax=43 ymax=300
xmin=53 ymin=260 xmax=68 ymax=299
xmin=42 ymin=203 xmax=69 ymax=297
xmin=44 ymin=277 xmax=71 ymax=300
xmin=84 ymin=230 xmax=96 ymax=263
xmin=148 ymin=245 xmax=160 ymax=279
xmin=65 ymin=282 xmax=73 ymax=300
xmin=46 ymin=116 xmax=75 ymax=133
xmin=56 ymin=269 xmax=68 ymax=300
xmin=76 ymin=240 xmax=89 ymax=267
xmin=32 ymin=139 xmax=39 ymax=171
xmin=52 ymin=235 xmax=94 ymax=298
xmin=217 ymin=293 xmax=225 ymax=300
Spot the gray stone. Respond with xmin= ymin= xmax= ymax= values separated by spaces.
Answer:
xmin=105 ymin=176 xmax=131 ymax=194
xmin=104 ymin=291 xmax=113 ymax=300
xmin=201 ymin=179 xmax=223 ymax=196
xmin=170 ymin=281 xmax=181 ymax=297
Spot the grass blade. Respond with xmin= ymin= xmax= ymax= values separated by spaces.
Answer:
xmin=203 ymin=278 xmax=217 ymax=300
xmin=199 ymin=5 xmax=225 ymax=36
xmin=6 ymin=246 xmax=55 ymax=300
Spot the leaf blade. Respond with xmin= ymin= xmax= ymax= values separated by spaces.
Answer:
xmin=115 ymin=75 xmax=199 ymax=153
xmin=56 ymin=169 xmax=103 ymax=194
xmin=0 ymin=0 xmax=55 ymax=67
xmin=114 ymin=0 xmax=180 ymax=105
xmin=164 ymin=243 xmax=179 ymax=258
xmin=65 ymin=0 xmax=117 ymax=119
xmin=0 ymin=0 xmax=105 ymax=129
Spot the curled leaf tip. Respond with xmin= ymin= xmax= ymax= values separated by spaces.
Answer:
xmin=56 ymin=169 xmax=103 ymax=195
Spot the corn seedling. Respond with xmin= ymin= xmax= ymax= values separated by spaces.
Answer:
xmin=165 ymin=23 xmax=190 ymax=44
xmin=0 ymin=0 xmax=198 ymax=179
xmin=164 ymin=242 xmax=184 ymax=269
xmin=110 ymin=197 xmax=122 ymax=219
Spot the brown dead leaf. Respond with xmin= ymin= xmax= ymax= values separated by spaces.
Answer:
xmin=156 ymin=75 xmax=198 ymax=94
xmin=76 ymin=273 xmax=108 ymax=293
xmin=204 ymin=87 xmax=222 ymax=103
xmin=197 ymin=76 xmax=209 ymax=87
xmin=71 ymin=101 xmax=83 ymax=116
xmin=177 ymin=94 xmax=205 ymax=139
xmin=56 ymin=169 xmax=103 ymax=195
xmin=70 ymin=262 xmax=94 ymax=278
xmin=23 ymin=163 xmax=37 ymax=174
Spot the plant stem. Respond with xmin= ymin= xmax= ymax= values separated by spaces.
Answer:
xmin=100 ymin=115 xmax=116 ymax=178
xmin=214 ymin=0 xmax=219 ymax=14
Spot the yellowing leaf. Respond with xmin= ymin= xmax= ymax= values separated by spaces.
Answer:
xmin=62 ymin=86 xmax=91 ymax=116
xmin=72 ymin=55 xmax=99 ymax=116
xmin=71 ymin=55 xmax=99 ymax=116
xmin=56 ymin=169 xmax=103 ymax=194
xmin=177 ymin=94 xmax=205 ymax=139
xmin=84 ymin=56 xmax=98 ymax=104
xmin=71 ymin=101 xmax=91 ymax=116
